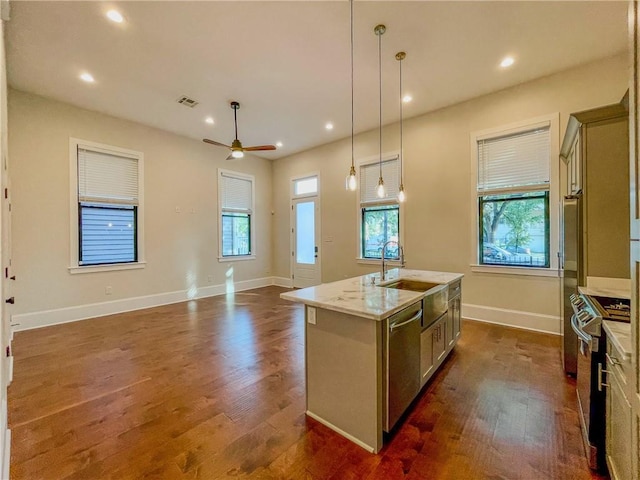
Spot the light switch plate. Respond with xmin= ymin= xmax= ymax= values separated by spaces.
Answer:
xmin=307 ymin=306 xmax=316 ymax=325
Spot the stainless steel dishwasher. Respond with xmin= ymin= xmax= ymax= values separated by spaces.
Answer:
xmin=385 ymin=300 xmax=422 ymax=432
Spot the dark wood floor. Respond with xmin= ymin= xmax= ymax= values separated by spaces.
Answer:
xmin=8 ymin=286 xmax=605 ymax=479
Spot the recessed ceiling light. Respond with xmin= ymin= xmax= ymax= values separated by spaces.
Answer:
xmin=205 ymin=117 xmax=214 ymax=125
xmin=106 ymin=10 xmax=124 ymax=23
xmin=500 ymin=56 xmax=515 ymax=68
xmin=325 ymin=122 xmax=334 ymax=131
xmin=80 ymin=73 xmax=95 ymax=83
xmin=276 ymin=142 xmax=283 ymax=148
xmin=402 ymin=95 xmax=413 ymax=103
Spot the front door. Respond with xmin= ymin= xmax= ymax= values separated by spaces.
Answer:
xmin=292 ymin=197 xmax=320 ymax=288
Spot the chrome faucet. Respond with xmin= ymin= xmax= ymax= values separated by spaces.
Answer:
xmin=381 ymin=240 xmax=405 ymax=281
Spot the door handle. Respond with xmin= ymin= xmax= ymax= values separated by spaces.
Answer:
xmin=9 ymin=276 xmax=15 ymax=280
xmin=597 ymin=362 xmax=610 ymax=391
xmin=389 ymin=310 xmax=422 ymax=332
xmin=5 ymin=297 xmax=14 ymax=304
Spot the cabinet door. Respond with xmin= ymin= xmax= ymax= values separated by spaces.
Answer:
xmin=420 ymin=327 xmax=434 ymax=387
xmin=446 ymin=304 xmax=455 ymax=349
xmin=568 ymin=136 xmax=581 ymax=195
xmin=607 ymin=370 xmax=633 ymax=480
xmin=433 ymin=319 xmax=446 ymax=365
xmin=453 ymin=297 xmax=461 ymax=340
xmin=631 ymin=1 xmax=640 ymax=241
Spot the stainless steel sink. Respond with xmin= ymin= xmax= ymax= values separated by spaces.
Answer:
xmin=382 ymin=279 xmax=449 ymax=330
xmin=381 ymin=279 xmax=441 ymax=292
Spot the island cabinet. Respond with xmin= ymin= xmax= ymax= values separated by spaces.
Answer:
xmin=420 ymin=314 xmax=446 ymax=388
xmin=604 ymin=324 xmax=634 ymax=480
xmin=446 ymin=280 xmax=462 ymax=348
xmin=280 ymin=269 xmax=464 ymax=453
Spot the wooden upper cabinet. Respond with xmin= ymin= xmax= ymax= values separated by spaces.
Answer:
xmin=560 ymin=119 xmax=582 ymax=196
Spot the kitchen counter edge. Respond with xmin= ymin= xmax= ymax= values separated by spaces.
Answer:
xmin=279 ymin=269 xmax=464 ymax=321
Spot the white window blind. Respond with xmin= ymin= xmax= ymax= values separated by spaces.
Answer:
xmin=477 ymin=126 xmax=550 ymax=193
xmin=360 ymin=158 xmax=399 ymax=204
xmin=78 ymin=148 xmax=139 ymax=205
xmin=221 ymin=172 xmax=253 ymax=212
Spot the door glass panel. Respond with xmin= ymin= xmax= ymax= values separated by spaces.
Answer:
xmin=296 ymin=201 xmax=315 ymax=264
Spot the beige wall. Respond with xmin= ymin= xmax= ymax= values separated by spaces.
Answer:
xmin=272 ymin=54 xmax=629 ymax=331
xmin=9 ymin=89 xmax=273 ymax=317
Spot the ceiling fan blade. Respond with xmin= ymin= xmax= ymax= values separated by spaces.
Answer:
xmin=203 ymin=138 xmax=231 ymax=148
xmin=243 ymin=145 xmax=277 ymax=152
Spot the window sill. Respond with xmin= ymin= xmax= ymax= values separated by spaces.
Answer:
xmin=470 ymin=264 xmax=560 ymax=277
xmin=69 ymin=261 xmax=146 ymax=274
xmin=357 ymin=258 xmax=402 ymax=266
xmin=218 ymin=255 xmax=256 ymax=263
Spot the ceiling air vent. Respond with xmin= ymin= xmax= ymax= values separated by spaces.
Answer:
xmin=177 ymin=95 xmax=199 ymax=108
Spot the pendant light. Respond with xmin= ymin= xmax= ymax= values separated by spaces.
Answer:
xmin=375 ymin=24 xmax=386 ymax=198
xmin=396 ymin=51 xmax=406 ymax=203
xmin=345 ymin=0 xmax=357 ymax=191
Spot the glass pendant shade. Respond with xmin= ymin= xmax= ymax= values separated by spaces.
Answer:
xmin=376 ymin=177 xmax=385 ymax=198
xmin=346 ymin=166 xmax=357 ymax=191
xmin=398 ymin=185 xmax=406 ymax=202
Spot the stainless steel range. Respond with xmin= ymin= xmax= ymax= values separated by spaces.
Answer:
xmin=569 ymin=292 xmax=631 ymax=472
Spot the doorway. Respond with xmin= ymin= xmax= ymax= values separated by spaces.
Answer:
xmin=291 ymin=175 xmax=320 ymax=288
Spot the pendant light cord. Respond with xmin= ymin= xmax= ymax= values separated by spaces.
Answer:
xmin=378 ymin=26 xmax=382 ymax=179
xmin=399 ymin=55 xmax=403 ymax=184
xmin=350 ymin=0 xmax=354 ymax=170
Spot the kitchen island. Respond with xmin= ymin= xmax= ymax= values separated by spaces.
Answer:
xmin=280 ymin=268 xmax=463 ymax=453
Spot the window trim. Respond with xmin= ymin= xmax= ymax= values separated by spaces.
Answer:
xmin=217 ymin=168 xmax=256 ymax=261
xmin=356 ymin=152 xmax=404 ymax=261
xmin=469 ymin=114 xmax=560 ymax=276
xmin=69 ymin=138 xmax=145 ymax=274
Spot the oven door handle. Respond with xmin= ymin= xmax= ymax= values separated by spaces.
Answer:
xmin=571 ymin=313 xmax=592 ymax=344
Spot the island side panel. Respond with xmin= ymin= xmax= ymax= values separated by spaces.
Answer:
xmin=305 ymin=306 xmax=383 ymax=453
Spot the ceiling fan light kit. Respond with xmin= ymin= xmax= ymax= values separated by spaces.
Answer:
xmin=203 ymin=101 xmax=275 ymax=160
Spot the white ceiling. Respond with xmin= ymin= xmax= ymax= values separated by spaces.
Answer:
xmin=5 ymin=1 xmax=628 ymax=160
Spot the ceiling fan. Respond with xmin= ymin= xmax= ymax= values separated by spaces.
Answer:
xmin=203 ymin=101 xmax=276 ymax=160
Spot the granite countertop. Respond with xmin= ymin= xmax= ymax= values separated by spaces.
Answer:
xmin=603 ymin=320 xmax=632 ymax=360
xmin=280 ymin=269 xmax=463 ymax=321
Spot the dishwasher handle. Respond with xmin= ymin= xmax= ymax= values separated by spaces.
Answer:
xmin=390 ymin=309 xmax=423 ymax=332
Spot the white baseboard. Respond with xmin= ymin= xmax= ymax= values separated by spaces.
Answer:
xmin=2 ymin=428 xmax=9 ymax=480
xmin=462 ymin=303 xmax=561 ymax=335
xmin=12 ymin=276 xmax=286 ymax=332
xmin=272 ymin=276 xmax=293 ymax=288
xmin=0 ymin=399 xmax=8 ymax=480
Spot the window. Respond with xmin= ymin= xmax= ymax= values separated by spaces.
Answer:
xmin=218 ymin=169 xmax=254 ymax=259
xmin=70 ymin=139 xmax=144 ymax=272
xmin=293 ymin=176 xmax=318 ymax=197
xmin=476 ymin=122 xmax=551 ymax=268
xmin=359 ymin=157 xmax=400 ymax=259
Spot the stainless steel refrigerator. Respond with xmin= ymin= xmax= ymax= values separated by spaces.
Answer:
xmin=561 ymin=193 xmax=583 ymax=376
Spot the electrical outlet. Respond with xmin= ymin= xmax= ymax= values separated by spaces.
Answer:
xmin=207 ymin=275 xmax=213 ymax=283
xmin=105 ymin=286 xmax=113 ymax=295
xmin=175 ymin=206 xmax=181 ymax=213
xmin=307 ymin=306 xmax=316 ymax=325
